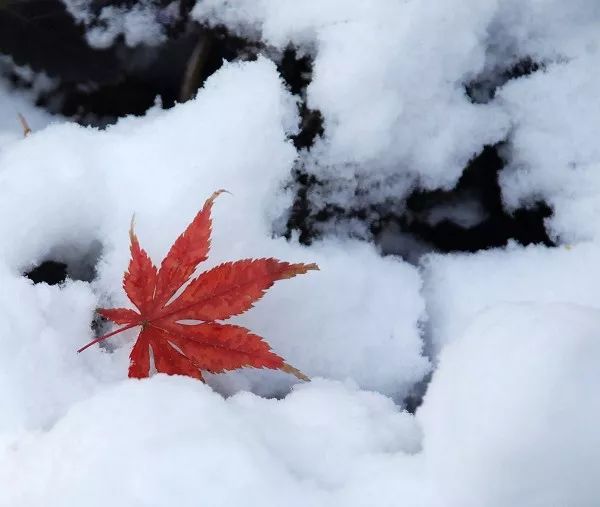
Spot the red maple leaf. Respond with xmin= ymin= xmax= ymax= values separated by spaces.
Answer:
xmin=79 ymin=191 xmax=317 ymax=382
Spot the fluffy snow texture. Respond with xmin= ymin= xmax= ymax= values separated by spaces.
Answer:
xmin=59 ymin=0 xmax=600 ymax=235
xmin=195 ymin=0 xmax=600 ymax=231
xmin=422 ymin=242 xmax=600 ymax=355
xmin=2 ymin=304 xmax=599 ymax=506
xmin=2 ymin=1 xmax=600 ymax=505
xmin=498 ymin=55 xmax=600 ymax=244
xmin=195 ymin=0 xmax=508 ymax=201
xmin=418 ymin=303 xmax=600 ymax=506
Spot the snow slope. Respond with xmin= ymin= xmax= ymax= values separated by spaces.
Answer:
xmin=2 ymin=303 xmax=599 ymax=506
xmin=419 ymin=303 xmax=600 ymax=506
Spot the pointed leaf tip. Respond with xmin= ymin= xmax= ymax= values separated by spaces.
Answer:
xmin=210 ymin=188 xmax=230 ymax=200
xmin=129 ymin=214 xmax=136 ymax=242
xmin=97 ymin=307 xmax=140 ymax=325
xmin=286 ymin=262 xmax=319 ymax=278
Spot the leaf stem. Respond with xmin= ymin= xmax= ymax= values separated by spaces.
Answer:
xmin=77 ymin=323 xmax=139 ymax=353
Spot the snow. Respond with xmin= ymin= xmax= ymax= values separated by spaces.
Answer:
xmin=424 ymin=197 xmax=487 ymax=229
xmin=0 ymin=64 xmax=55 ymax=150
xmin=0 ymin=275 xmax=113 ymax=433
xmin=419 ymin=303 xmax=600 ymax=506
xmin=193 ymin=0 xmax=600 ymax=241
xmin=194 ymin=0 xmax=509 ymax=207
xmin=498 ymin=55 xmax=600 ymax=243
xmin=3 ymin=303 xmax=599 ymax=506
xmin=0 ymin=378 xmax=426 ymax=506
xmin=1 ymin=0 xmax=600 ymax=504
xmin=422 ymin=242 xmax=600 ymax=355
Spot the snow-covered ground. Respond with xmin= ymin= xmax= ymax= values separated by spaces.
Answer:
xmin=1 ymin=1 xmax=600 ymax=505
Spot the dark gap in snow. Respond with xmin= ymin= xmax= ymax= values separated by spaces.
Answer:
xmin=0 ymin=0 xmax=119 ymax=83
xmin=465 ymin=57 xmax=544 ymax=104
xmin=91 ymin=314 xmax=110 ymax=342
xmin=1 ymin=2 xmax=324 ymax=139
xmin=293 ymin=108 xmax=324 ymax=150
xmin=59 ymin=77 xmax=165 ymax=125
xmin=24 ymin=240 xmax=102 ymax=285
xmin=176 ymin=26 xmax=262 ymax=102
xmin=25 ymin=261 xmax=68 ymax=286
xmin=277 ymin=46 xmax=324 ymax=150
xmin=57 ymin=26 xmax=260 ymax=125
xmin=0 ymin=0 xmax=261 ymax=125
xmin=285 ymin=172 xmax=402 ymax=247
xmin=403 ymin=373 xmax=432 ymax=414
xmin=284 ymin=167 xmax=381 ymax=247
xmin=278 ymin=47 xmax=312 ymax=95
xmin=382 ymin=144 xmax=555 ymax=254
xmin=285 ymin=168 xmax=320 ymax=245
xmin=286 ymin=144 xmax=554 ymax=261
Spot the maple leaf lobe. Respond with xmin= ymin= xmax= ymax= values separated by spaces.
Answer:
xmin=153 ymin=189 xmax=225 ymax=308
xmin=124 ymin=217 xmax=158 ymax=314
xmin=96 ymin=307 xmax=140 ymax=325
xmin=164 ymin=258 xmax=319 ymax=322
xmin=128 ymin=329 xmax=151 ymax=378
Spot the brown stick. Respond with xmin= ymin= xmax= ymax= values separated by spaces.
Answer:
xmin=18 ymin=113 xmax=31 ymax=137
xmin=281 ymin=363 xmax=310 ymax=382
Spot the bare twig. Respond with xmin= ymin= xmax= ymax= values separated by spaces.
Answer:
xmin=17 ymin=113 xmax=31 ymax=137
